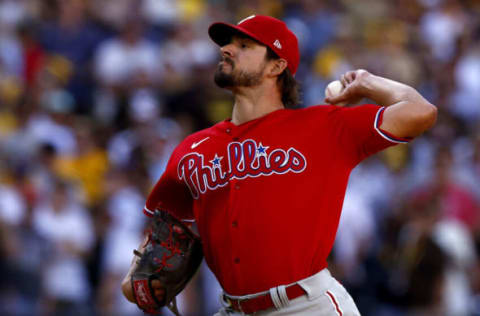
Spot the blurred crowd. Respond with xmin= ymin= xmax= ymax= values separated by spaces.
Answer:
xmin=0 ymin=0 xmax=479 ymax=315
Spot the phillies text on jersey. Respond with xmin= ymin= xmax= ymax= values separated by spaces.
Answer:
xmin=178 ymin=139 xmax=307 ymax=199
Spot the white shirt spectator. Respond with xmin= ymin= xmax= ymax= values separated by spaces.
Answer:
xmin=335 ymin=183 xmax=375 ymax=278
xmin=88 ymin=0 xmax=135 ymax=30
xmin=95 ymin=37 xmax=162 ymax=85
xmin=433 ymin=220 xmax=477 ymax=316
xmin=24 ymin=113 xmax=77 ymax=156
xmin=33 ymin=198 xmax=94 ymax=302
xmin=161 ymin=27 xmax=217 ymax=76
xmin=0 ymin=0 xmax=27 ymax=31
xmin=0 ymin=184 xmax=26 ymax=226
xmin=103 ymin=183 xmax=146 ymax=273
xmin=0 ymin=34 xmax=22 ymax=77
xmin=420 ymin=4 xmax=467 ymax=62
xmin=451 ymin=46 xmax=480 ymax=123
xmin=141 ymin=0 xmax=179 ymax=25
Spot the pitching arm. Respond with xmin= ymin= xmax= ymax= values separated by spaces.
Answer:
xmin=325 ymin=69 xmax=437 ymax=138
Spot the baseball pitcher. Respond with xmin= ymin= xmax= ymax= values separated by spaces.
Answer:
xmin=122 ymin=15 xmax=437 ymax=315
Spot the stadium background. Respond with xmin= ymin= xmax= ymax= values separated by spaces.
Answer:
xmin=0 ymin=0 xmax=479 ymax=315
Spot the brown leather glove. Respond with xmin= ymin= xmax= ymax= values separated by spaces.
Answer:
xmin=130 ymin=210 xmax=203 ymax=315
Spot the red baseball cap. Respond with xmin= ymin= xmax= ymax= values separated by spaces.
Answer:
xmin=208 ymin=15 xmax=300 ymax=75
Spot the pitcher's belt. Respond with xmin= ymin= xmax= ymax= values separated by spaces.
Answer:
xmin=223 ymin=283 xmax=306 ymax=314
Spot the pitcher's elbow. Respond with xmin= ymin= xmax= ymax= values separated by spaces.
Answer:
xmin=423 ymin=103 xmax=438 ymax=130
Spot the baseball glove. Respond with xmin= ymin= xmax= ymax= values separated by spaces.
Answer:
xmin=130 ymin=209 xmax=203 ymax=315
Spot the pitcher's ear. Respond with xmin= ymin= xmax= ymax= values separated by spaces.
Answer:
xmin=268 ymin=58 xmax=288 ymax=77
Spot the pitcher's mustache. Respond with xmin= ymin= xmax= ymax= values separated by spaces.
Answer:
xmin=222 ymin=57 xmax=234 ymax=66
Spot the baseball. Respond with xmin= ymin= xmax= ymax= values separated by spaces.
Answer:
xmin=325 ymin=80 xmax=347 ymax=106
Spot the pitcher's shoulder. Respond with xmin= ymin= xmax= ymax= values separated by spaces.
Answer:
xmin=287 ymin=104 xmax=340 ymax=120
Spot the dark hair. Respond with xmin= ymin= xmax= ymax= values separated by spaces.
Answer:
xmin=265 ymin=47 xmax=301 ymax=108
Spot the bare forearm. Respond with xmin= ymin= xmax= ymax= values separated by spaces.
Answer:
xmin=361 ymin=73 xmax=437 ymax=137
xmin=360 ymin=74 xmax=424 ymax=108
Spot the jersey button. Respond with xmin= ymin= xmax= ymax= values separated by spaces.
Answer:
xmin=234 ymin=257 xmax=240 ymax=264
xmin=232 ymin=221 xmax=238 ymax=227
xmin=234 ymin=184 xmax=240 ymax=190
xmin=226 ymin=128 xmax=231 ymax=134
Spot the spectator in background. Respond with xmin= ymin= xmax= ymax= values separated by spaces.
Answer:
xmin=161 ymin=22 xmax=216 ymax=80
xmin=95 ymin=17 xmax=162 ymax=88
xmin=0 ymin=178 xmax=27 ymax=228
xmin=97 ymin=169 xmax=147 ymax=315
xmin=89 ymin=0 xmax=139 ymax=31
xmin=451 ymin=42 xmax=480 ymax=126
xmin=22 ymin=92 xmax=77 ymax=157
xmin=284 ymin=0 xmax=339 ymax=62
xmin=40 ymin=0 xmax=105 ymax=113
xmin=385 ymin=144 xmax=478 ymax=316
xmin=93 ymin=16 xmax=163 ymax=128
xmin=32 ymin=179 xmax=95 ymax=316
xmin=0 ymin=160 xmax=50 ymax=316
xmin=0 ymin=27 xmax=23 ymax=79
xmin=52 ymin=121 xmax=109 ymax=206
xmin=140 ymin=0 xmax=180 ymax=28
xmin=420 ymin=0 xmax=468 ymax=63
xmin=412 ymin=146 xmax=480 ymax=231
xmin=0 ymin=0 xmax=29 ymax=31
xmin=404 ymin=235 xmax=448 ymax=316
xmin=17 ymin=20 xmax=45 ymax=89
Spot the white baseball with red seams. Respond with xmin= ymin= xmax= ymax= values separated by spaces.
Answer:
xmin=325 ymin=80 xmax=348 ymax=106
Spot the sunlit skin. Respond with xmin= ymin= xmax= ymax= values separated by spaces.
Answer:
xmin=214 ymin=35 xmax=270 ymax=89
xmin=214 ymin=34 xmax=288 ymax=125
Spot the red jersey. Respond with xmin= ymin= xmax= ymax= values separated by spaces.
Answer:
xmin=144 ymin=104 xmax=409 ymax=295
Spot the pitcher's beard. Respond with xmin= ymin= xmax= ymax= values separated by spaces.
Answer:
xmin=214 ymin=64 xmax=235 ymax=88
xmin=214 ymin=62 xmax=265 ymax=88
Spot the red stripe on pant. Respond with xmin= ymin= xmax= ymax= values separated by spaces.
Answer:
xmin=326 ymin=291 xmax=343 ymax=316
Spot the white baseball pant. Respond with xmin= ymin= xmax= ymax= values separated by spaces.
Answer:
xmin=214 ymin=269 xmax=361 ymax=316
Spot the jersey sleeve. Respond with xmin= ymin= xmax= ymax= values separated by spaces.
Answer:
xmin=328 ymin=104 xmax=412 ymax=166
xmin=143 ymin=145 xmax=194 ymax=220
